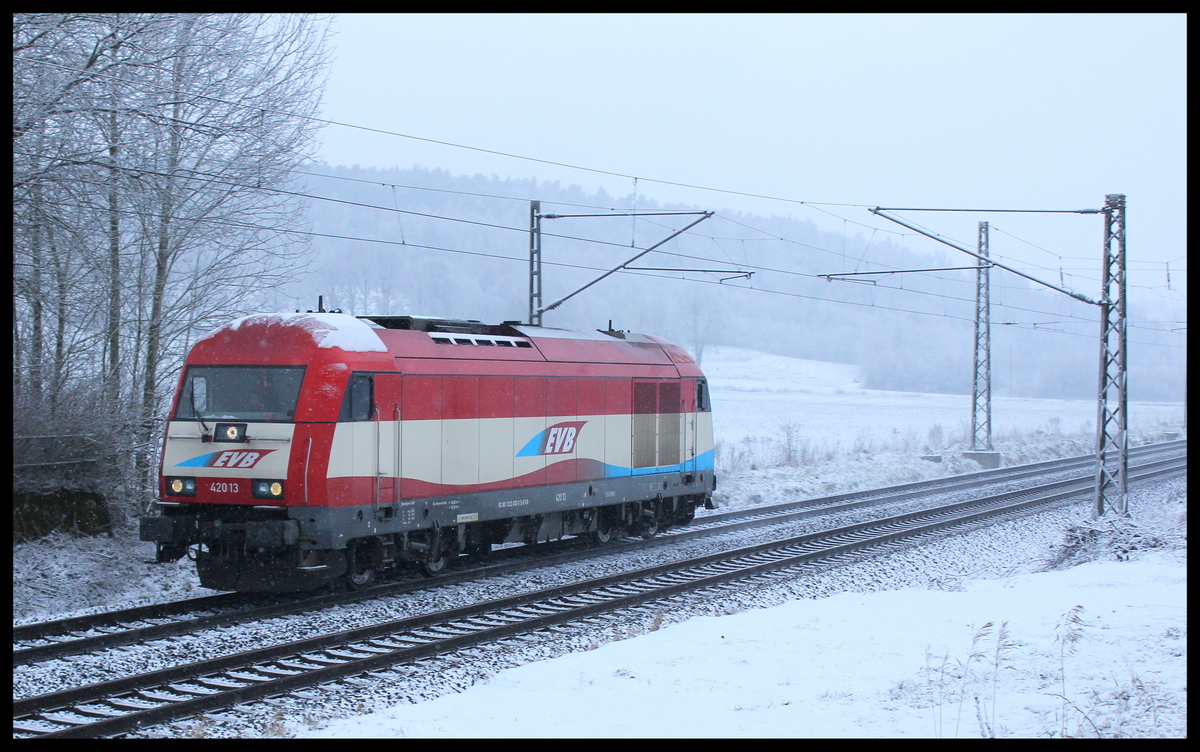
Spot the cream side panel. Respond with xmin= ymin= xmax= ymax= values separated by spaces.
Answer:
xmin=605 ymin=413 xmax=633 ymax=474
xmin=328 ymin=422 xmax=377 ymax=479
xmin=400 ymin=420 xmax=442 ymax=484
xmin=478 ymin=417 xmax=514 ymax=485
xmin=326 ymin=424 xmax=353 ymax=478
xmin=326 ymin=421 xmax=402 ymax=479
xmin=163 ymin=421 xmax=294 ymax=478
xmin=441 ymin=418 xmax=479 ymax=486
xmin=696 ymin=411 xmax=715 ymax=454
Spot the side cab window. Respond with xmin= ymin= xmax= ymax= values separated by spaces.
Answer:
xmin=696 ymin=379 xmax=711 ymax=412
xmin=339 ymin=373 xmax=374 ymax=421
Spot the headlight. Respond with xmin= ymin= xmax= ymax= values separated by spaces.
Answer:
xmin=214 ymin=422 xmax=248 ymax=443
xmin=165 ymin=476 xmax=198 ymax=497
xmin=252 ymin=479 xmax=285 ymax=499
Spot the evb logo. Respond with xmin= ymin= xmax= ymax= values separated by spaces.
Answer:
xmin=516 ymin=421 xmax=587 ymax=457
xmin=175 ymin=449 xmax=276 ymax=468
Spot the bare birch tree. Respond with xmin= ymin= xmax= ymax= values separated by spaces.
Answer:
xmin=13 ymin=13 xmax=332 ymax=520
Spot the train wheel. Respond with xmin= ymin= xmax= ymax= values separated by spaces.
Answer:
xmin=345 ymin=541 xmax=376 ymax=590
xmin=592 ymin=521 xmax=614 ymax=544
xmin=592 ymin=507 xmax=616 ymax=544
xmin=419 ymin=549 xmax=450 ymax=577
xmin=639 ymin=501 xmax=660 ymax=540
xmin=418 ymin=528 xmax=453 ymax=577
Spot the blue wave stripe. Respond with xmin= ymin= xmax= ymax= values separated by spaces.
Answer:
xmin=515 ymin=431 xmax=546 ymax=457
xmin=604 ymin=449 xmax=715 ymax=477
xmin=175 ymin=452 xmax=219 ymax=467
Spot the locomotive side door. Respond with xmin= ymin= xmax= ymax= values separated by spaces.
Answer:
xmin=632 ymin=380 xmax=658 ymax=468
xmin=631 ymin=380 xmax=682 ymax=470
xmin=373 ymin=373 xmax=403 ymax=517
xmin=684 ymin=378 xmax=698 ymax=473
xmin=657 ymin=380 xmax=681 ymax=469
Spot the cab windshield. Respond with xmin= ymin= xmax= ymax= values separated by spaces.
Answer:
xmin=174 ymin=366 xmax=306 ymax=423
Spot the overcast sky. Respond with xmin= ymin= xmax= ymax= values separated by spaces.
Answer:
xmin=314 ymin=13 xmax=1187 ymax=302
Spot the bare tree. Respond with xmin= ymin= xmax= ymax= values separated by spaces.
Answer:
xmin=13 ymin=13 xmax=332 ymax=520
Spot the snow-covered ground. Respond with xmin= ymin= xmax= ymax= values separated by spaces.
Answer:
xmin=305 ymin=545 xmax=1186 ymax=739
xmin=12 ymin=347 xmax=1187 ymax=737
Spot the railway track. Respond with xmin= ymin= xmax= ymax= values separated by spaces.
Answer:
xmin=12 ymin=449 xmax=1185 ymax=738
xmin=13 ymin=439 xmax=1185 ymax=667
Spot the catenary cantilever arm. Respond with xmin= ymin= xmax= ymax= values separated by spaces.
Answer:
xmin=539 ymin=211 xmax=713 ymax=314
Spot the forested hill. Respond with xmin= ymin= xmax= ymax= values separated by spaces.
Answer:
xmin=284 ymin=164 xmax=1182 ymax=401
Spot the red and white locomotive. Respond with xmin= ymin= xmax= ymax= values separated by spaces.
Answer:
xmin=141 ymin=313 xmax=716 ymax=591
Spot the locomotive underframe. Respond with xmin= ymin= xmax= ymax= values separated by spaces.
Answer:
xmin=144 ymin=469 xmax=714 ymax=591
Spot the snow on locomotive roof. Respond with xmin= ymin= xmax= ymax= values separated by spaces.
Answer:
xmin=199 ymin=313 xmax=388 ymax=353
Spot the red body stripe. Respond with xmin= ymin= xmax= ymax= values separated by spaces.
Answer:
xmin=478 ymin=376 xmax=515 ymax=419
xmin=396 ymin=375 xmax=694 ymax=421
xmin=442 ymin=375 xmax=480 ymax=421
xmin=546 ymin=378 xmax=575 ymax=417
xmin=513 ymin=377 xmax=545 ymax=418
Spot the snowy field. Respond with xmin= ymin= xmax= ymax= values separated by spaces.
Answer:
xmin=12 ymin=347 xmax=1187 ymax=738
xmin=305 ymin=545 xmax=1186 ymax=739
xmin=702 ymin=346 xmax=1181 ymax=456
xmin=701 ymin=347 xmax=1184 ymax=517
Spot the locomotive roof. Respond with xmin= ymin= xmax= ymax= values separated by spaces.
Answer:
xmin=190 ymin=313 xmax=700 ymax=372
xmin=196 ymin=312 xmax=389 ymax=353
